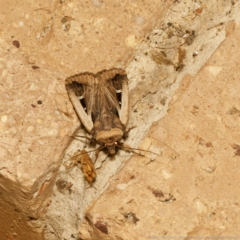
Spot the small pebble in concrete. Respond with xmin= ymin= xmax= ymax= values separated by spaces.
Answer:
xmin=1 ymin=115 xmax=8 ymax=122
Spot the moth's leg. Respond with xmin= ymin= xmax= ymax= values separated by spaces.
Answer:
xmin=124 ymin=125 xmax=136 ymax=138
xmin=94 ymin=148 xmax=100 ymax=160
xmin=63 ymin=151 xmax=81 ymax=169
xmin=72 ymin=135 xmax=92 ymax=142
xmin=63 ymin=162 xmax=74 ymax=169
xmin=63 ymin=159 xmax=78 ymax=169
xmin=94 ymin=144 xmax=104 ymax=161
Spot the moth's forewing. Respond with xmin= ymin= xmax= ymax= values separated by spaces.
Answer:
xmin=65 ymin=73 xmax=94 ymax=132
xmin=98 ymin=68 xmax=129 ymax=125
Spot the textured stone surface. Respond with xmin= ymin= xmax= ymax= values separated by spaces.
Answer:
xmin=0 ymin=0 xmax=170 ymax=239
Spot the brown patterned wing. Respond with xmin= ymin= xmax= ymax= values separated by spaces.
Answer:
xmin=97 ymin=68 xmax=129 ymax=125
xmin=65 ymin=72 xmax=95 ymax=132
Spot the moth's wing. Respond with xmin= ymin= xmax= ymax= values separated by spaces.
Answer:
xmin=65 ymin=73 xmax=94 ymax=132
xmin=99 ymin=68 xmax=129 ymax=125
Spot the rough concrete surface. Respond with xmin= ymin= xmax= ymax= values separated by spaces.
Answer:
xmin=0 ymin=0 xmax=170 ymax=239
xmin=0 ymin=0 xmax=240 ymax=240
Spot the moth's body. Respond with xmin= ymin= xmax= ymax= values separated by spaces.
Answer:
xmin=92 ymin=111 xmax=125 ymax=154
xmin=65 ymin=68 xmax=129 ymax=155
xmin=89 ymin=78 xmax=126 ymax=154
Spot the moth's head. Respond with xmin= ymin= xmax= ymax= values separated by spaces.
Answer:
xmin=106 ymin=144 xmax=118 ymax=155
xmin=96 ymin=128 xmax=123 ymax=155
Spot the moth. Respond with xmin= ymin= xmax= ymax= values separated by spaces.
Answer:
xmin=65 ymin=68 xmax=129 ymax=156
xmin=65 ymin=149 xmax=96 ymax=184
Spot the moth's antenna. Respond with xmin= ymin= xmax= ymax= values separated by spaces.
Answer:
xmin=116 ymin=143 xmax=161 ymax=157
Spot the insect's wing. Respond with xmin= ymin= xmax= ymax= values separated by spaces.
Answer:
xmin=65 ymin=73 xmax=95 ymax=132
xmin=80 ymin=150 xmax=96 ymax=183
xmin=99 ymin=68 xmax=129 ymax=125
